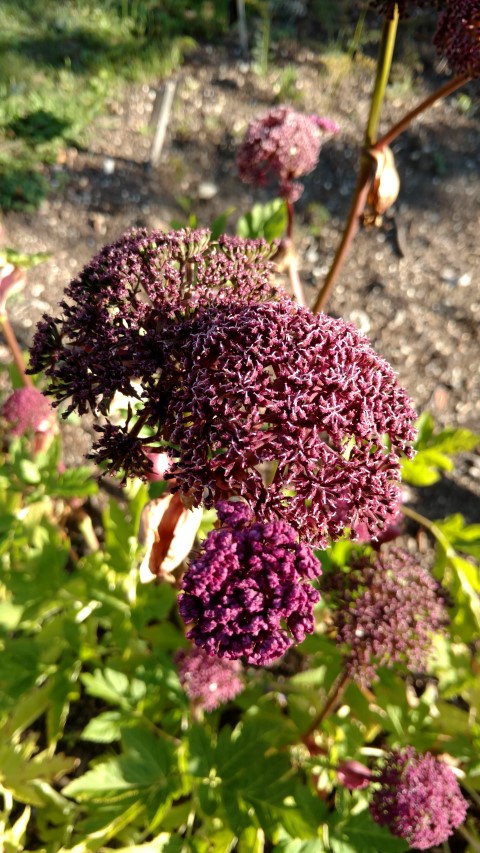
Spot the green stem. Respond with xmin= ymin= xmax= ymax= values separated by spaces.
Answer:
xmin=0 ymin=314 xmax=33 ymax=387
xmin=365 ymin=7 xmax=400 ymax=147
xmin=401 ymin=504 xmax=456 ymax=559
xmin=312 ymin=8 xmax=399 ymax=314
xmin=458 ymin=825 xmax=480 ymax=853
xmin=373 ymin=72 xmax=471 ymax=152
xmin=302 ymin=669 xmax=350 ymax=740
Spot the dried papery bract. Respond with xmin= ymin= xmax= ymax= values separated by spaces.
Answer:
xmin=370 ymin=748 xmax=468 ymax=849
xmin=179 ymin=501 xmax=321 ymax=665
xmin=176 ymin=646 xmax=244 ymax=712
xmin=138 ymin=493 xmax=203 ymax=583
xmin=237 ymin=106 xmax=339 ymax=202
xmin=322 ymin=547 xmax=448 ymax=685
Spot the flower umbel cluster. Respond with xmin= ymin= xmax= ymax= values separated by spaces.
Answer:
xmin=1 ymin=386 xmax=56 ymax=437
xmin=179 ymin=501 xmax=321 ymax=665
xmin=30 ymin=229 xmax=416 ymax=544
xmin=175 ymin=646 xmax=244 ymax=712
xmin=370 ymin=748 xmax=468 ymax=849
xmin=168 ymin=300 xmax=416 ymax=546
xmin=29 ymin=229 xmax=280 ymax=478
xmin=322 ymin=547 xmax=448 ymax=684
xmin=237 ymin=106 xmax=339 ymax=202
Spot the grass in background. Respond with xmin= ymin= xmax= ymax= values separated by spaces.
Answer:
xmin=0 ymin=0 xmax=229 ymax=211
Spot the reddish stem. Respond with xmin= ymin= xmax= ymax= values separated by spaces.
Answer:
xmin=372 ymin=72 xmax=471 ymax=152
xmin=302 ymin=669 xmax=351 ymax=740
xmin=311 ymin=155 xmax=374 ymax=315
xmin=0 ymin=315 xmax=34 ymax=387
xmin=287 ymin=200 xmax=294 ymax=240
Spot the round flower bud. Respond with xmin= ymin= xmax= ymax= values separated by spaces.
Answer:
xmin=179 ymin=501 xmax=321 ymax=665
xmin=1 ymin=386 xmax=55 ymax=437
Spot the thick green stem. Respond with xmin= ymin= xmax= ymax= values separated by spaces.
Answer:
xmin=365 ymin=8 xmax=400 ymax=147
xmin=0 ymin=314 xmax=33 ymax=387
xmin=312 ymin=9 xmax=399 ymax=314
xmin=401 ymin=504 xmax=457 ymax=559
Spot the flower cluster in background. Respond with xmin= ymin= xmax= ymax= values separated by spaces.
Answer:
xmin=322 ymin=547 xmax=448 ymax=684
xmin=370 ymin=747 xmax=468 ymax=849
xmin=236 ymin=106 xmax=338 ymax=202
xmin=434 ymin=0 xmax=480 ymax=78
xmin=176 ymin=646 xmax=244 ymax=712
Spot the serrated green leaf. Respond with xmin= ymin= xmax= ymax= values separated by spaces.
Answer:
xmin=1 ymin=805 xmax=31 ymax=852
xmin=333 ymin=810 xmax=408 ymax=852
xmin=81 ymin=668 xmax=131 ymax=707
xmin=48 ymin=467 xmax=98 ymax=498
xmin=81 ymin=711 xmax=123 ymax=743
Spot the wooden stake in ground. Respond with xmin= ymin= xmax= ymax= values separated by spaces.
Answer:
xmin=150 ymin=79 xmax=177 ymax=169
xmin=236 ymin=0 xmax=249 ymax=58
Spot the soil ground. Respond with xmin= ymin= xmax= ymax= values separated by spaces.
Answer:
xmin=2 ymin=38 xmax=479 ymax=520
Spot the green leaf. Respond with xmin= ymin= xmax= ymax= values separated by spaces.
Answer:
xmin=332 ymin=810 xmax=408 ymax=852
xmin=81 ymin=668 xmax=131 ymax=707
xmin=237 ymin=199 xmax=287 ymax=241
xmin=1 ymin=248 xmax=50 ymax=269
xmin=81 ymin=711 xmax=123 ymax=742
xmin=47 ymin=466 xmax=98 ymax=498
xmin=211 ymin=206 xmax=236 ymax=240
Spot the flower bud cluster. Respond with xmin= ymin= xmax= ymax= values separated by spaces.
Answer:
xmin=370 ymin=747 xmax=468 ymax=849
xmin=237 ymin=106 xmax=338 ymax=202
xmin=322 ymin=547 xmax=448 ymax=684
xmin=179 ymin=501 xmax=321 ymax=665
xmin=175 ymin=645 xmax=244 ymax=711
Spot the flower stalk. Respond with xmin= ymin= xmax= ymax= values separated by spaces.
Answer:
xmin=312 ymin=7 xmax=399 ymax=314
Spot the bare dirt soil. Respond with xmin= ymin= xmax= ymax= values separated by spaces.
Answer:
xmin=2 ymin=40 xmax=479 ymax=519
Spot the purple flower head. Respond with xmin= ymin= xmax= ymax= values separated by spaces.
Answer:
xmin=1 ymin=387 xmax=56 ymax=437
xmin=434 ymin=0 xmax=480 ymax=78
xmin=179 ymin=500 xmax=321 ymax=665
xmin=167 ymin=300 xmax=416 ymax=546
xmin=175 ymin=646 xmax=244 ymax=712
xmin=322 ymin=547 xmax=448 ymax=685
xmin=237 ymin=106 xmax=338 ymax=202
xmin=28 ymin=229 xmax=281 ymax=479
xmin=370 ymin=748 xmax=468 ymax=849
